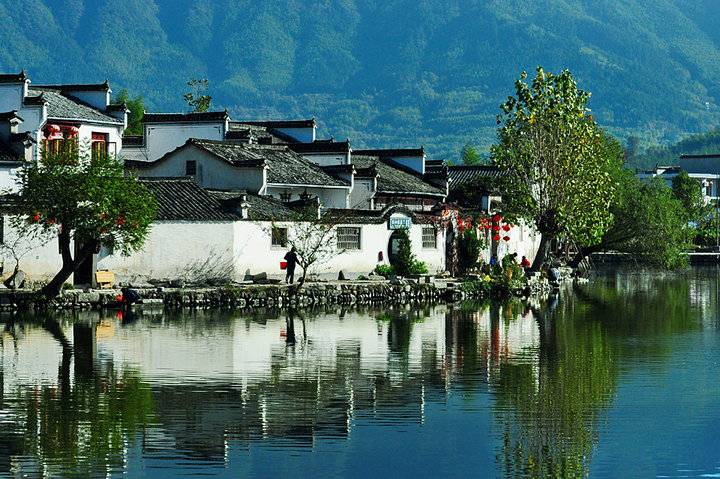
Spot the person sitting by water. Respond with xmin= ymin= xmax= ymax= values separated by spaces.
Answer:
xmin=520 ymin=256 xmax=531 ymax=268
xmin=120 ymin=287 xmax=140 ymax=309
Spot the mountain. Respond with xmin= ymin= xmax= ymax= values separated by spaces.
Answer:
xmin=3 ymin=0 xmax=720 ymax=162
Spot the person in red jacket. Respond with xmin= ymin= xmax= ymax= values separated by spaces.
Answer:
xmin=520 ymin=256 xmax=531 ymax=268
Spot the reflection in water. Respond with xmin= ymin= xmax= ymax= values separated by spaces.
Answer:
xmin=1 ymin=268 xmax=719 ymax=477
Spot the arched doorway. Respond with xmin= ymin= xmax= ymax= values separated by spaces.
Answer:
xmin=387 ymin=230 xmax=403 ymax=266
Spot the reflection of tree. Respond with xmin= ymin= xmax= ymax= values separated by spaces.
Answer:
xmin=8 ymin=319 xmax=156 ymax=478
xmin=490 ymin=270 xmax=706 ymax=478
xmin=492 ymin=305 xmax=616 ymax=478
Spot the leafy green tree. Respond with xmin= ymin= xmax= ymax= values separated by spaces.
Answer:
xmin=671 ymin=170 xmax=708 ymax=224
xmin=460 ymin=140 xmax=483 ymax=165
xmin=491 ymin=67 xmax=621 ymax=269
xmin=570 ymin=171 xmax=692 ymax=269
xmin=12 ymin=142 xmax=157 ymax=298
xmin=184 ymin=78 xmax=212 ymax=113
xmin=457 ymin=227 xmax=484 ymax=274
xmin=112 ymin=88 xmax=145 ymax=135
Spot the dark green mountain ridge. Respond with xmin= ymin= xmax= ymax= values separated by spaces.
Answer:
xmin=3 ymin=0 xmax=720 ymax=161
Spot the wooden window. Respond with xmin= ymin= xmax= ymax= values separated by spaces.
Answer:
xmin=91 ymin=132 xmax=108 ymax=160
xmin=337 ymin=226 xmax=361 ymax=250
xmin=272 ymin=227 xmax=287 ymax=247
xmin=186 ymin=160 xmax=197 ymax=176
xmin=422 ymin=226 xmax=437 ymax=248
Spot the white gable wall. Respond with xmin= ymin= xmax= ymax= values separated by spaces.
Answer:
xmin=134 ymin=147 xmax=266 ymax=193
xmin=390 ymin=155 xmax=425 ymax=174
xmin=349 ymin=178 xmax=375 ymax=209
xmin=274 ymin=126 xmax=315 ymax=143
xmin=70 ymin=90 xmax=110 ymax=111
xmin=144 ymin=122 xmax=225 ymax=162
xmin=302 ymin=153 xmax=349 ymax=166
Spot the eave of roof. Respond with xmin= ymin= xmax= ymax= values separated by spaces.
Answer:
xmin=240 ymin=119 xmax=316 ymax=129
xmin=143 ymin=111 xmax=229 ymax=124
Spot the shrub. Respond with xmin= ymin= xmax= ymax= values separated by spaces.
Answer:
xmin=374 ymin=264 xmax=395 ymax=277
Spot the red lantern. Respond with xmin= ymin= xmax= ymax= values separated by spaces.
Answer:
xmin=502 ymin=224 xmax=511 ymax=232
xmin=493 ymin=225 xmax=501 ymax=232
xmin=493 ymin=214 xmax=502 ymax=222
xmin=492 ymin=234 xmax=501 ymax=241
xmin=503 ymin=236 xmax=510 ymax=242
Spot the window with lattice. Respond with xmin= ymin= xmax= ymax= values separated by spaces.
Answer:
xmin=422 ymin=226 xmax=437 ymax=248
xmin=337 ymin=226 xmax=361 ymax=250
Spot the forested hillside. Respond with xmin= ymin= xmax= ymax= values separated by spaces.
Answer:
xmin=2 ymin=0 xmax=720 ymax=161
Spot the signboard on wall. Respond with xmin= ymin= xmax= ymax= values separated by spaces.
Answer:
xmin=389 ymin=217 xmax=412 ymax=229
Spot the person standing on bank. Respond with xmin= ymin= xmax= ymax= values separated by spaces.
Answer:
xmin=284 ymin=247 xmax=298 ymax=284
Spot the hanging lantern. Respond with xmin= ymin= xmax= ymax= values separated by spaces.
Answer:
xmin=503 ymin=235 xmax=510 ymax=242
xmin=493 ymin=225 xmax=501 ymax=232
xmin=47 ymin=124 xmax=60 ymax=133
xmin=485 ymin=225 xmax=491 ymax=230
xmin=493 ymin=214 xmax=502 ymax=222
xmin=68 ymin=126 xmax=80 ymax=136
xmin=492 ymin=234 xmax=501 ymax=241
xmin=502 ymin=224 xmax=511 ymax=232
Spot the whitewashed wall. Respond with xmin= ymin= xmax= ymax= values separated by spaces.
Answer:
xmin=273 ymin=126 xmax=315 ymax=143
xmin=134 ymin=147 xmax=266 ymax=193
xmin=143 ymin=122 xmax=226 ymax=162
xmin=98 ymin=221 xmax=237 ymax=283
xmin=266 ymin=184 xmax=349 ymax=208
xmin=349 ymin=178 xmax=375 ymax=209
xmin=302 ymin=153 xmax=349 ymax=166
xmin=0 ymin=219 xmax=64 ymax=283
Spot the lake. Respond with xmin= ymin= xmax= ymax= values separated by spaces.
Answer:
xmin=1 ymin=266 xmax=720 ymax=478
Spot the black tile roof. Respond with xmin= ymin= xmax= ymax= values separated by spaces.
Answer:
xmin=33 ymin=80 xmax=110 ymax=92
xmin=448 ymin=165 xmax=506 ymax=189
xmin=0 ymin=71 xmax=28 ymax=83
xmin=127 ymin=139 xmax=349 ymax=188
xmin=325 ymin=204 xmax=417 ymax=225
xmin=138 ymin=178 xmax=239 ymax=221
xmin=122 ymin=135 xmax=144 ymax=146
xmin=142 ymin=111 xmax=229 ymax=123
xmin=0 ymin=139 xmax=23 ymax=163
xmin=352 ymin=155 xmax=444 ymax=197
xmin=192 ymin=140 xmax=349 ymax=187
xmin=287 ymin=140 xmax=351 ymax=154
xmin=207 ymin=190 xmax=296 ymax=220
xmin=353 ymin=147 xmax=425 ymax=158
xmin=0 ymin=111 xmax=23 ymax=122
xmin=240 ymin=119 xmax=316 ymax=129
xmin=27 ymin=88 xmax=122 ymax=124
xmin=228 ymin=121 xmax=301 ymax=144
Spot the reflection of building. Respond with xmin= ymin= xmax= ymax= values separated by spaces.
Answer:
xmin=0 ymin=304 xmax=544 ymax=473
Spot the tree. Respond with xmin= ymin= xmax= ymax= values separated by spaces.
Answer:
xmin=460 ymin=140 xmax=483 ymax=165
xmin=671 ymin=171 xmax=708 ymax=224
xmin=491 ymin=67 xmax=621 ymax=270
xmin=112 ymin=89 xmax=145 ymax=135
xmin=569 ymin=170 xmax=692 ymax=269
xmin=279 ymin=204 xmax=340 ymax=290
xmin=457 ymin=227 xmax=484 ymax=274
xmin=183 ymin=78 xmax=212 ymax=113
xmin=12 ymin=142 xmax=157 ymax=298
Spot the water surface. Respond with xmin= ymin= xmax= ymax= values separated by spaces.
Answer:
xmin=2 ymin=267 xmax=720 ymax=478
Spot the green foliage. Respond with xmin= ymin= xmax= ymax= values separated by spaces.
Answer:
xmin=112 ymin=88 xmax=145 ymax=135
xmin=184 ymin=78 xmax=212 ymax=113
xmin=393 ymin=228 xmax=415 ymax=276
xmin=374 ymin=264 xmax=394 ymax=277
xmin=6 ymin=1 xmax=720 ymax=161
xmin=671 ymin=171 xmax=710 ymax=223
xmin=13 ymin=142 xmax=157 ymax=296
xmin=637 ymin=128 xmax=720 ymax=171
xmin=457 ymin=228 xmax=485 ymax=274
xmin=460 ymin=140 xmax=483 ymax=165
xmin=492 ymin=67 xmax=622 ymax=266
xmin=603 ymin=174 xmax=692 ymax=268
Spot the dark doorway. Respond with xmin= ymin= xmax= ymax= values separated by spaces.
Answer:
xmin=388 ymin=230 xmax=403 ymax=266
xmin=74 ymin=242 xmax=97 ymax=287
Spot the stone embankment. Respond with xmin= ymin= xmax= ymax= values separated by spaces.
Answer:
xmin=0 ymin=275 xmax=558 ymax=311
